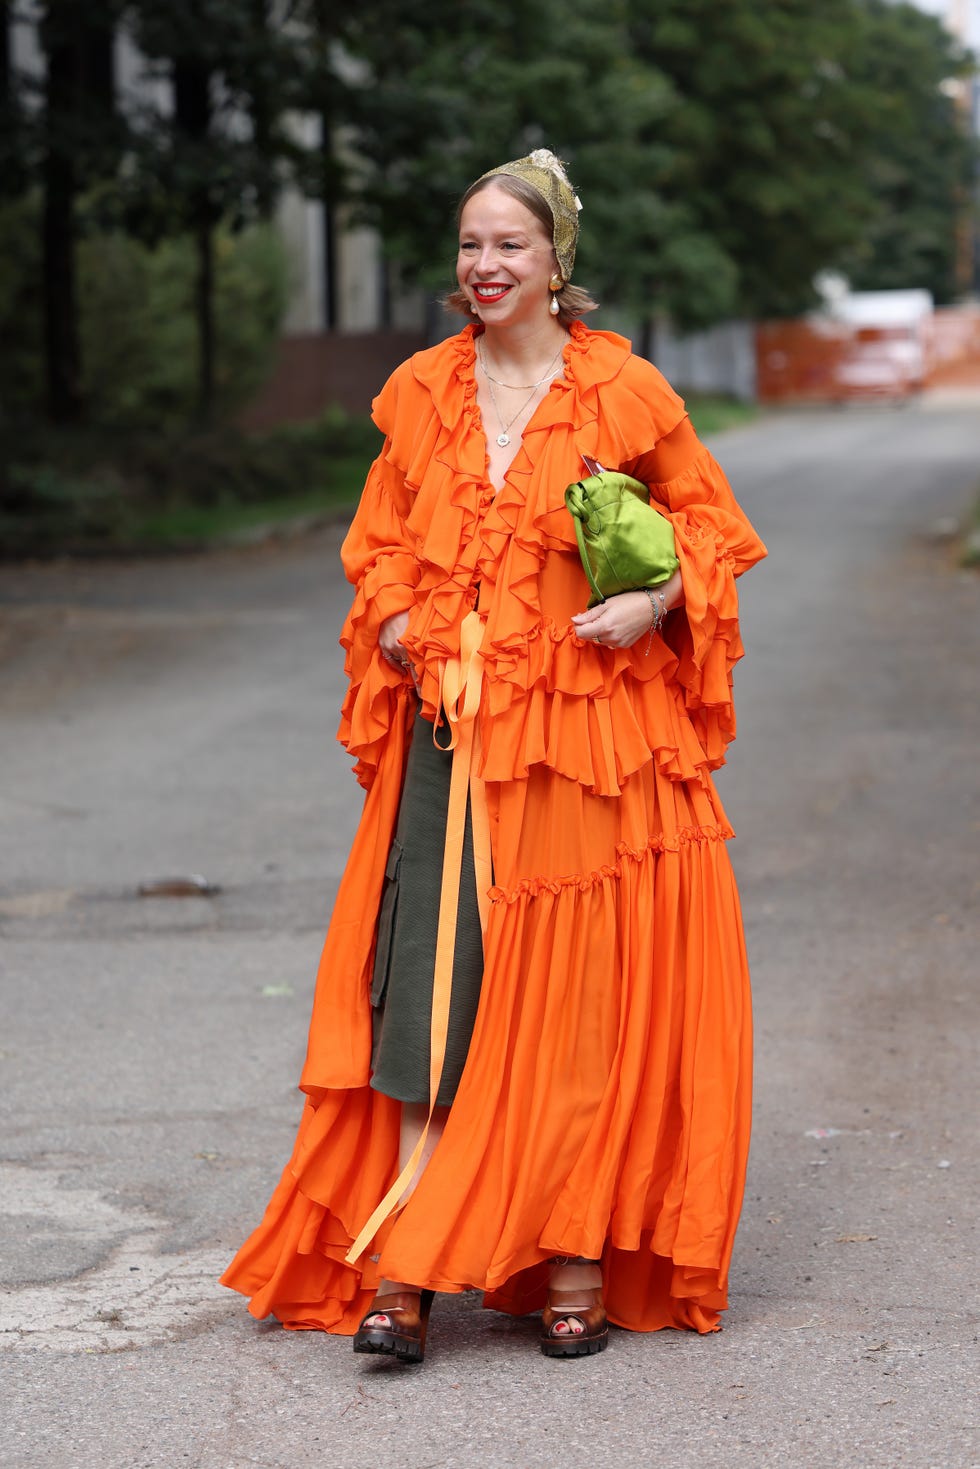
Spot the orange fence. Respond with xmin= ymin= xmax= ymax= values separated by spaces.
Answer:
xmin=756 ymin=305 xmax=980 ymax=403
xmin=928 ymin=305 xmax=980 ymax=387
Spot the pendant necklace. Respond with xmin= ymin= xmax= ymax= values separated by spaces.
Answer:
xmin=478 ymin=337 xmax=564 ymax=448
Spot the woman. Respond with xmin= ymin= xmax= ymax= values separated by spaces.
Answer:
xmin=221 ymin=149 xmax=766 ymax=1360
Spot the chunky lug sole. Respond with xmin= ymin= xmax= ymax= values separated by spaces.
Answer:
xmin=540 ymin=1287 xmax=609 ymax=1358
xmin=352 ymin=1288 xmax=435 ymax=1363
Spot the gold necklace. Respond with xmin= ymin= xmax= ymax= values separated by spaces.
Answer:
xmin=478 ymin=336 xmax=564 ymax=390
xmin=478 ymin=339 xmax=564 ymax=448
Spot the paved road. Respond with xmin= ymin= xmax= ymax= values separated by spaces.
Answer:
xmin=1 ymin=402 xmax=978 ymax=1469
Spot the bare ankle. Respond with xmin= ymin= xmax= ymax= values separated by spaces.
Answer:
xmin=549 ymin=1256 xmax=602 ymax=1291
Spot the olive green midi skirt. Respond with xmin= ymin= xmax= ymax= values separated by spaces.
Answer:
xmin=369 ymin=711 xmax=485 ymax=1107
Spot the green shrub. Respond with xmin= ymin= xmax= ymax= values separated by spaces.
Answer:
xmin=79 ymin=222 xmax=288 ymax=427
xmin=0 ymin=408 xmax=382 ymax=556
xmin=0 ymin=197 xmax=287 ymax=428
xmin=0 ymin=196 xmax=45 ymax=414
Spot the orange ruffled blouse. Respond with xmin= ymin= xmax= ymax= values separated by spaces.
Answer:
xmin=221 ymin=321 xmax=767 ymax=1336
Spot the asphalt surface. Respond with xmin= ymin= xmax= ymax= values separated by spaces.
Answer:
xmin=1 ymin=401 xmax=978 ymax=1469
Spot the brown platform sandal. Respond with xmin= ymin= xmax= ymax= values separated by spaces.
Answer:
xmin=352 ymin=1289 xmax=435 ymax=1363
xmin=540 ymin=1259 xmax=609 ymax=1358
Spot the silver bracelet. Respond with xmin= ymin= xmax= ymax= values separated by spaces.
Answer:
xmin=643 ymin=587 xmax=668 ymax=656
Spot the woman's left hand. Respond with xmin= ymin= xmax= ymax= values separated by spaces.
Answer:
xmin=571 ymin=572 xmax=683 ymax=649
xmin=571 ymin=592 xmax=654 ymax=648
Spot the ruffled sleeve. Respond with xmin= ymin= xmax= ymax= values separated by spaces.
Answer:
xmin=336 ymin=365 xmax=422 ymax=788
xmin=626 ymin=414 xmax=767 ymax=767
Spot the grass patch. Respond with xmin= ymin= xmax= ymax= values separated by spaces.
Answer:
xmin=132 ymin=462 xmax=367 ymax=548
xmin=962 ymin=490 xmax=980 ymax=569
xmin=684 ymin=393 xmax=758 ymax=436
xmin=0 ymin=412 xmax=378 ymax=557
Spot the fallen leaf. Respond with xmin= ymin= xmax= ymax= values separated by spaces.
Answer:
xmin=837 ymin=1233 xmax=878 ymax=1243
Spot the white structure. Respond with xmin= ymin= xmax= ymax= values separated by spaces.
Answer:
xmin=818 ymin=287 xmax=935 ymax=394
xmin=821 ymin=288 xmax=934 ymax=328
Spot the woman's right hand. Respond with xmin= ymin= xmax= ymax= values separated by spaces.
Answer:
xmin=379 ymin=611 xmax=413 ymax=676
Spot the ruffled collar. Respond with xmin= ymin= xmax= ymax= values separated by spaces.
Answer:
xmin=411 ymin=319 xmax=635 ymax=436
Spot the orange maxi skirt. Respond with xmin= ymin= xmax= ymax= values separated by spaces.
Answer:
xmin=221 ymin=718 xmax=752 ymax=1337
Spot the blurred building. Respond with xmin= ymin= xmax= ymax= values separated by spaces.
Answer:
xmin=910 ymin=0 xmax=980 ymax=130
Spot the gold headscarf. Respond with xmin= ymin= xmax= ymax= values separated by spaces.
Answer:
xmin=478 ymin=148 xmax=583 ymax=282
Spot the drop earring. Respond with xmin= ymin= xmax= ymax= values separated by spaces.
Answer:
xmin=549 ymin=273 xmax=563 ymax=316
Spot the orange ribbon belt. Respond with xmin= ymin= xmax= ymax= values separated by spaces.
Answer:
xmin=346 ymin=611 xmax=491 ymax=1265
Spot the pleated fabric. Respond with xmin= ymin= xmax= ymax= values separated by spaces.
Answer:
xmin=220 ymin=321 xmax=767 ymax=1336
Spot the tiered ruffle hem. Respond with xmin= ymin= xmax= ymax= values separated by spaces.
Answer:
xmin=221 ymin=322 xmax=766 ymax=1336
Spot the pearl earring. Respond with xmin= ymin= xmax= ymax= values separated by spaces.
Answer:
xmin=549 ymin=294 xmax=560 ymax=316
xmin=549 ymin=273 xmax=564 ymax=317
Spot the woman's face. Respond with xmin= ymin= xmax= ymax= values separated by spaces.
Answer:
xmin=456 ymin=182 xmax=557 ymax=328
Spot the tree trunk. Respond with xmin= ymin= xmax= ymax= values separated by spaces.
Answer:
xmin=313 ymin=0 xmax=340 ymax=331
xmin=379 ymin=256 xmax=392 ymax=330
xmin=1 ymin=2 xmax=10 ymax=106
xmin=41 ymin=16 xmax=82 ymax=422
xmin=39 ymin=3 xmax=117 ymax=422
xmin=638 ymin=316 xmax=657 ymax=364
xmin=323 ymin=196 xmax=337 ymax=330
xmin=248 ymin=0 xmax=275 ymax=218
xmin=174 ymin=56 xmax=214 ymax=421
xmin=194 ymin=213 xmax=215 ymax=421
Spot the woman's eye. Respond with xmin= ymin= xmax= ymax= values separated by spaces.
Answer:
xmin=459 ymin=240 xmax=523 ymax=252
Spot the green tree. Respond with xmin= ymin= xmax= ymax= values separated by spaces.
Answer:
xmin=322 ymin=0 xmax=918 ymax=334
xmin=619 ymin=0 xmax=880 ymax=324
xmin=318 ymin=0 xmax=678 ymax=329
xmin=125 ymin=0 xmax=307 ymax=419
xmin=331 ymin=0 xmax=976 ymax=330
xmin=840 ymin=0 xmax=976 ymax=301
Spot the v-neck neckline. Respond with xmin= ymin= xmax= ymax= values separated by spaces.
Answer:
xmin=471 ymin=329 xmax=571 ymax=494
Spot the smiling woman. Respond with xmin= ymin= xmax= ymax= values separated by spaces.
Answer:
xmin=221 ymin=147 xmax=766 ymax=1365
xmin=445 ymin=157 xmax=598 ymax=331
xmin=447 ymin=161 xmax=598 ymax=490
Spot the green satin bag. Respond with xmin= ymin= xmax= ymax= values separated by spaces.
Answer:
xmin=565 ymin=471 xmax=679 ymax=608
